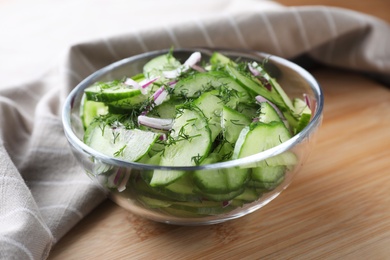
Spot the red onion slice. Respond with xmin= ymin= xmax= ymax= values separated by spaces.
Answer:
xmin=152 ymin=86 xmax=169 ymax=106
xmin=138 ymin=115 xmax=174 ymax=130
xmin=141 ymin=77 xmax=159 ymax=88
xmin=222 ymin=200 xmax=232 ymax=208
xmin=303 ymin=93 xmax=311 ymax=109
xmin=184 ymin=51 xmax=201 ymax=67
xmin=124 ymin=78 xmax=141 ymax=89
xmin=163 ymin=67 xmax=187 ymax=79
xmin=117 ymin=169 xmax=131 ymax=192
xmin=191 ymin=64 xmax=206 ymax=72
xmin=248 ymin=63 xmax=260 ymax=76
xmin=162 ymin=52 xmax=202 ymax=79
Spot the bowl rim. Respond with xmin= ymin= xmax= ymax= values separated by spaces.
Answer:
xmin=62 ymin=47 xmax=324 ymax=171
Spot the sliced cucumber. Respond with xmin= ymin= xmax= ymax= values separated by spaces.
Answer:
xmin=173 ymin=71 xmax=251 ymax=104
xmin=85 ymin=81 xmax=142 ymax=102
xmin=133 ymin=174 xmax=201 ymax=202
xmin=193 ymin=153 xmax=248 ymax=194
xmin=143 ymin=53 xmax=182 ymax=79
xmin=221 ymin=105 xmax=251 ymax=144
xmin=247 ymin=178 xmax=284 ymax=190
xmin=107 ymin=94 xmax=148 ymax=110
xmin=210 ymin=52 xmax=237 ymax=67
xmin=139 ymin=195 xmax=172 ymax=208
xmin=81 ymin=99 xmax=108 ymax=129
xmin=84 ymin=122 xmax=160 ymax=162
xmin=150 ymin=108 xmax=212 ymax=187
xmin=234 ymin=187 xmax=263 ymax=202
xmin=163 ymin=174 xmax=196 ymax=198
xmin=193 ymin=151 xmax=248 ymax=194
xmin=293 ymin=97 xmax=312 ymax=133
xmin=212 ymin=142 xmax=234 ymax=162
xmin=193 ymin=166 xmax=248 ymax=194
xmin=233 ymin=121 xmax=292 ymax=160
xmin=193 ymin=90 xmax=223 ymax=141
xmin=251 ymin=165 xmax=286 ymax=183
xmin=235 ymin=102 xmax=258 ymax=119
xmin=258 ymin=101 xmax=283 ymax=124
xmin=194 ymin=186 xmax=245 ymax=202
xmin=148 ymin=99 xmax=179 ymax=119
xmin=225 ymin=64 xmax=270 ymax=98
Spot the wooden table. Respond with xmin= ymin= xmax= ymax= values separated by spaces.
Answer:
xmin=50 ymin=1 xmax=390 ymax=259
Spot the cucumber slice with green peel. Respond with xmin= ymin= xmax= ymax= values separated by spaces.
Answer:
xmin=164 ymin=174 xmax=195 ymax=196
xmin=143 ymin=53 xmax=182 ymax=79
xmin=193 ymin=90 xmax=223 ymax=141
xmin=251 ymin=62 xmax=295 ymax=110
xmin=233 ymin=121 xmax=292 ymax=160
xmin=173 ymin=71 xmax=251 ymax=103
xmin=137 ymin=150 xmax=163 ymax=165
xmin=247 ymin=176 xmax=285 ymax=191
xmin=85 ymin=81 xmax=143 ymax=102
xmin=225 ymin=64 xmax=271 ymax=98
xmin=226 ymin=63 xmax=300 ymax=131
xmin=130 ymin=73 xmax=145 ymax=82
xmin=148 ymin=99 xmax=179 ymax=119
xmin=193 ymin=166 xmax=249 ymax=194
xmin=234 ymin=187 xmax=264 ymax=202
xmin=107 ymin=94 xmax=149 ymax=110
xmin=210 ymin=52 xmax=237 ymax=67
xmin=194 ymin=186 xmax=245 ymax=202
xmin=232 ymin=126 xmax=250 ymax=160
xmin=293 ymin=97 xmax=312 ymax=133
xmin=81 ymin=99 xmax=108 ymax=129
xmin=252 ymin=62 xmax=301 ymax=130
xmin=251 ymin=165 xmax=286 ymax=183
xmin=173 ymin=72 xmax=216 ymax=98
xmin=139 ymin=195 xmax=172 ymax=208
xmin=221 ymin=106 xmax=251 ymax=144
xmin=212 ymin=141 xmax=234 ymax=162
xmin=194 ymin=151 xmax=248 ymax=194
xmin=258 ymin=101 xmax=283 ymax=124
xmin=235 ymin=103 xmax=258 ymax=119
xmin=230 ymin=199 xmax=246 ymax=207
xmin=257 ymin=151 xmax=297 ymax=168
xmin=84 ymin=122 xmax=160 ymax=162
xmin=150 ymin=108 xmax=212 ymax=187
xmin=134 ymin=176 xmax=201 ymax=202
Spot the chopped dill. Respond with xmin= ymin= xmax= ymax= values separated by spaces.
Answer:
xmin=113 ymin=144 xmax=127 ymax=157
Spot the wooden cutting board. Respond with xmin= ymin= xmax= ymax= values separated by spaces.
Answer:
xmin=49 ymin=66 xmax=390 ymax=259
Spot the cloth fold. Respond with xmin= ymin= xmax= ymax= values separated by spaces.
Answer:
xmin=1 ymin=1 xmax=389 ymax=259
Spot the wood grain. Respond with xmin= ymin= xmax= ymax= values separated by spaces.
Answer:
xmin=49 ymin=1 xmax=390 ymax=259
xmin=278 ymin=0 xmax=390 ymax=23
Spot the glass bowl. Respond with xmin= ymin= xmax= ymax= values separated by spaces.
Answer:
xmin=62 ymin=48 xmax=324 ymax=225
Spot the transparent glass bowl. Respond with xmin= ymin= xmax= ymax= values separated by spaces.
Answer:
xmin=62 ymin=48 xmax=324 ymax=225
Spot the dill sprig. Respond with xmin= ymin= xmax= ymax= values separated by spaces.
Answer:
xmin=113 ymin=144 xmax=127 ymax=157
xmin=191 ymin=154 xmax=203 ymax=166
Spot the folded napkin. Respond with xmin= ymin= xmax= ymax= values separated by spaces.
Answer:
xmin=1 ymin=0 xmax=389 ymax=259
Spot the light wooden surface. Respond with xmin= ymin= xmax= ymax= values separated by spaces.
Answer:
xmin=279 ymin=0 xmax=390 ymax=24
xmin=50 ymin=1 xmax=390 ymax=259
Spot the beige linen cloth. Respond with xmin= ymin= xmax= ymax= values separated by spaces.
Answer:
xmin=0 ymin=0 xmax=389 ymax=259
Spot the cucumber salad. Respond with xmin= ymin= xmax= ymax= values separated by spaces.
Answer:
xmin=81 ymin=50 xmax=312 ymax=217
